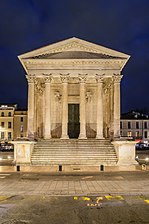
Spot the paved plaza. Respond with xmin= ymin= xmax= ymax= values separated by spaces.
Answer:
xmin=0 ymin=169 xmax=149 ymax=224
xmin=0 ymin=168 xmax=149 ymax=196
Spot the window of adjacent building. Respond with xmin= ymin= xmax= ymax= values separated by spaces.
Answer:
xmin=128 ymin=122 xmax=131 ymax=129
xmin=8 ymin=132 xmax=11 ymax=140
xmin=127 ymin=131 xmax=132 ymax=137
xmin=8 ymin=112 xmax=11 ymax=117
xmin=1 ymin=122 xmax=4 ymax=128
xmin=1 ymin=132 xmax=4 ymax=139
xmin=1 ymin=112 xmax=4 ymax=117
xmin=120 ymin=121 xmax=122 ymax=129
xmin=20 ymin=117 xmax=23 ymax=122
xmin=20 ymin=125 xmax=23 ymax=132
xmin=135 ymin=131 xmax=139 ymax=137
xmin=8 ymin=122 xmax=11 ymax=128
xmin=144 ymin=131 xmax=148 ymax=138
xmin=144 ymin=122 xmax=147 ymax=129
xmin=136 ymin=122 xmax=139 ymax=129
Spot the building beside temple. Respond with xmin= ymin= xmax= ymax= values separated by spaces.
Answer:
xmin=121 ymin=111 xmax=149 ymax=141
xmin=0 ymin=104 xmax=27 ymax=142
xmin=14 ymin=37 xmax=137 ymax=171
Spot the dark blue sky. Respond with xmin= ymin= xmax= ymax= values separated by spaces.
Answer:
xmin=0 ymin=0 xmax=149 ymax=112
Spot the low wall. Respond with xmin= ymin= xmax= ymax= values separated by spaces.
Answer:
xmin=112 ymin=140 xmax=138 ymax=166
xmin=13 ymin=141 xmax=36 ymax=165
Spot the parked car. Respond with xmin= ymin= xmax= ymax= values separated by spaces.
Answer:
xmin=136 ymin=142 xmax=149 ymax=150
xmin=0 ymin=142 xmax=14 ymax=151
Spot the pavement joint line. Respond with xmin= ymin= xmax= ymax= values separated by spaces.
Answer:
xmin=0 ymin=173 xmax=11 ymax=175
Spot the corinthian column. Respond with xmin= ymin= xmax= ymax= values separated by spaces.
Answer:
xmin=96 ymin=75 xmax=104 ymax=139
xmin=79 ymin=74 xmax=87 ymax=139
xmin=113 ymin=74 xmax=123 ymax=138
xmin=60 ymin=74 xmax=69 ymax=139
xmin=44 ymin=75 xmax=52 ymax=139
xmin=26 ymin=75 xmax=35 ymax=139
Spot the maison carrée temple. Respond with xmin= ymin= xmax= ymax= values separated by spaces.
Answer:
xmin=14 ymin=37 xmax=137 ymax=172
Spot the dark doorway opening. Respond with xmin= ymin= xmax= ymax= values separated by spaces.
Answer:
xmin=68 ymin=104 xmax=80 ymax=138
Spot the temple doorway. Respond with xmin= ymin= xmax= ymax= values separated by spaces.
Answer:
xmin=68 ymin=104 xmax=80 ymax=138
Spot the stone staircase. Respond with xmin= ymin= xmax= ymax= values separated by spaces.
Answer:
xmin=31 ymin=139 xmax=118 ymax=166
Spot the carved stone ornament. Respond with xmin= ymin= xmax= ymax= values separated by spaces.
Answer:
xmin=113 ymin=74 xmax=123 ymax=83
xmin=78 ymin=74 xmax=87 ymax=83
xmin=86 ymin=91 xmax=92 ymax=102
xmin=54 ymin=91 xmax=61 ymax=103
xmin=42 ymin=73 xmax=52 ymax=83
xmin=35 ymin=78 xmax=45 ymax=95
xmin=95 ymin=74 xmax=105 ymax=83
xmin=103 ymin=78 xmax=113 ymax=94
xmin=26 ymin=75 xmax=35 ymax=83
xmin=60 ymin=74 xmax=70 ymax=83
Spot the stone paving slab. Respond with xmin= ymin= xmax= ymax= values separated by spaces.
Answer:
xmin=0 ymin=176 xmax=149 ymax=196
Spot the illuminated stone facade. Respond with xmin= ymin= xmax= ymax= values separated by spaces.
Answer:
xmin=18 ymin=37 xmax=130 ymax=140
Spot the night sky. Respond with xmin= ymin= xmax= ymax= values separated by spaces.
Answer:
xmin=0 ymin=0 xmax=149 ymax=113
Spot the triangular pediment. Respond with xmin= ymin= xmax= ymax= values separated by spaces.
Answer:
xmin=18 ymin=37 xmax=130 ymax=60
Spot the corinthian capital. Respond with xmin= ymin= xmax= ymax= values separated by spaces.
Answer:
xmin=60 ymin=74 xmax=70 ymax=83
xmin=43 ymin=74 xmax=52 ymax=83
xmin=78 ymin=74 xmax=87 ymax=83
xmin=113 ymin=74 xmax=123 ymax=83
xmin=26 ymin=75 xmax=35 ymax=83
xmin=96 ymin=74 xmax=105 ymax=83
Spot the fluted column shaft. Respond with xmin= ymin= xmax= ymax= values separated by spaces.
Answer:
xmin=44 ymin=76 xmax=52 ymax=139
xmin=61 ymin=75 xmax=69 ymax=139
xmin=96 ymin=76 xmax=104 ymax=139
xmin=113 ymin=75 xmax=122 ymax=138
xmin=79 ymin=75 xmax=87 ymax=139
xmin=27 ymin=76 xmax=35 ymax=139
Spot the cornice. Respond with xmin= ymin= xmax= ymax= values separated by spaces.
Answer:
xmin=24 ymin=59 xmax=125 ymax=66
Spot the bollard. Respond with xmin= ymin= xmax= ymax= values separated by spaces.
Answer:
xmin=100 ymin=165 xmax=104 ymax=171
xmin=142 ymin=164 xmax=146 ymax=171
xmin=16 ymin=165 xmax=20 ymax=172
xmin=59 ymin=165 xmax=62 ymax=172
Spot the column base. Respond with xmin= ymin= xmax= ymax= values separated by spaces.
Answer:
xmin=79 ymin=134 xmax=87 ymax=139
xmin=60 ymin=135 xmax=69 ymax=139
xmin=44 ymin=136 xmax=51 ymax=140
xmin=96 ymin=134 xmax=104 ymax=139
